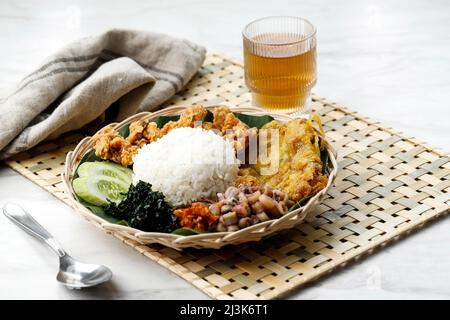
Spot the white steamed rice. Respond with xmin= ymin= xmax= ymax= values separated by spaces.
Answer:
xmin=132 ymin=127 xmax=239 ymax=206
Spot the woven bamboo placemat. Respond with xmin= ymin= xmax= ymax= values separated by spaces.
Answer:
xmin=4 ymin=53 xmax=450 ymax=299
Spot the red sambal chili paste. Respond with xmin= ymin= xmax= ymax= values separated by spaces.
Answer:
xmin=174 ymin=202 xmax=219 ymax=231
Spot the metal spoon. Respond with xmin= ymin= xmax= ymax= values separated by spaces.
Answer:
xmin=3 ymin=202 xmax=112 ymax=289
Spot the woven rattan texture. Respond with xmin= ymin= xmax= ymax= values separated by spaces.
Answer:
xmin=5 ymin=54 xmax=450 ymax=299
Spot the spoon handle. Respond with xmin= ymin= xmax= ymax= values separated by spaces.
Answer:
xmin=3 ymin=203 xmax=66 ymax=257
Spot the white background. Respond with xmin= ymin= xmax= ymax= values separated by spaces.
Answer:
xmin=0 ymin=0 xmax=449 ymax=299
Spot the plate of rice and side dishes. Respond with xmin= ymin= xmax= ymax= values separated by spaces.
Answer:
xmin=62 ymin=105 xmax=338 ymax=249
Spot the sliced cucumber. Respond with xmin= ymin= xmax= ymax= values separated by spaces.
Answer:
xmin=73 ymin=175 xmax=130 ymax=206
xmin=77 ymin=161 xmax=132 ymax=185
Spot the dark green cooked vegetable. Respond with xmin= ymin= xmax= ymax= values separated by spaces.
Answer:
xmin=105 ymin=181 xmax=179 ymax=233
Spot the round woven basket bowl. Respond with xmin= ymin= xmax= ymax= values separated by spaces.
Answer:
xmin=62 ymin=105 xmax=338 ymax=250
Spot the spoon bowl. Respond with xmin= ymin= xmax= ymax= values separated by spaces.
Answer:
xmin=57 ymin=255 xmax=112 ymax=289
xmin=3 ymin=202 xmax=112 ymax=289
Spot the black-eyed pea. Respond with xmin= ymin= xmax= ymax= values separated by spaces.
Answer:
xmin=267 ymin=203 xmax=282 ymax=218
xmin=216 ymin=222 xmax=227 ymax=232
xmin=225 ymin=186 xmax=239 ymax=198
xmin=256 ymin=212 xmax=270 ymax=222
xmin=232 ymin=204 xmax=249 ymax=218
xmin=238 ymin=217 xmax=252 ymax=229
xmin=251 ymin=201 xmax=264 ymax=214
xmin=262 ymin=185 xmax=273 ymax=197
xmin=247 ymin=190 xmax=261 ymax=204
xmin=273 ymin=189 xmax=285 ymax=202
xmin=240 ymin=185 xmax=252 ymax=194
xmin=209 ymin=204 xmax=220 ymax=216
xmin=222 ymin=211 xmax=238 ymax=226
xmin=227 ymin=225 xmax=239 ymax=232
xmin=238 ymin=193 xmax=249 ymax=205
xmin=224 ymin=194 xmax=238 ymax=205
xmin=221 ymin=204 xmax=233 ymax=213
xmin=250 ymin=215 xmax=260 ymax=225
xmin=259 ymin=194 xmax=277 ymax=210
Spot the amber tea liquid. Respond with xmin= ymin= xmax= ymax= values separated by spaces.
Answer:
xmin=244 ymin=33 xmax=317 ymax=113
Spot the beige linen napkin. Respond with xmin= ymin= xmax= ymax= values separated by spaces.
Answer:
xmin=0 ymin=29 xmax=206 ymax=159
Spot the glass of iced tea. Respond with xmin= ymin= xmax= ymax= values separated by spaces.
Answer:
xmin=243 ymin=16 xmax=317 ymax=114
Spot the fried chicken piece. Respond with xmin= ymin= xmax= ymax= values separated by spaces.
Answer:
xmin=212 ymin=106 xmax=241 ymax=134
xmin=92 ymin=127 xmax=138 ymax=167
xmin=227 ymin=126 xmax=258 ymax=156
xmin=160 ymin=105 xmax=207 ymax=136
xmin=127 ymin=120 xmax=160 ymax=147
xmin=202 ymin=122 xmax=214 ymax=130
xmin=212 ymin=106 xmax=258 ymax=153
xmin=143 ymin=121 xmax=160 ymax=142
xmin=108 ymin=137 xmax=138 ymax=167
xmin=127 ymin=120 xmax=146 ymax=147
xmin=92 ymin=106 xmax=208 ymax=166
xmin=92 ymin=127 xmax=115 ymax=159
xmin=92 ymin=105 xmax=259 ymax=166
xmin=128 ymin=105 xmax=206 ymax=147
xmin=211 ymin=106 xmax=229 ymax=132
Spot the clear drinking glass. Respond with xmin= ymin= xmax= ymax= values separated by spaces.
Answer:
xmin=243 ymin=16 xmax=317 ymax=114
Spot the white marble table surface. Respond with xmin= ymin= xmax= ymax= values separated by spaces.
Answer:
xmin=0 ymin=0 xmax=449 ymax=300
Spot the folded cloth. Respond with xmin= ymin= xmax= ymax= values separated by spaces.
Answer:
xmin=0 ymin=29 xmax=206 ymax=159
